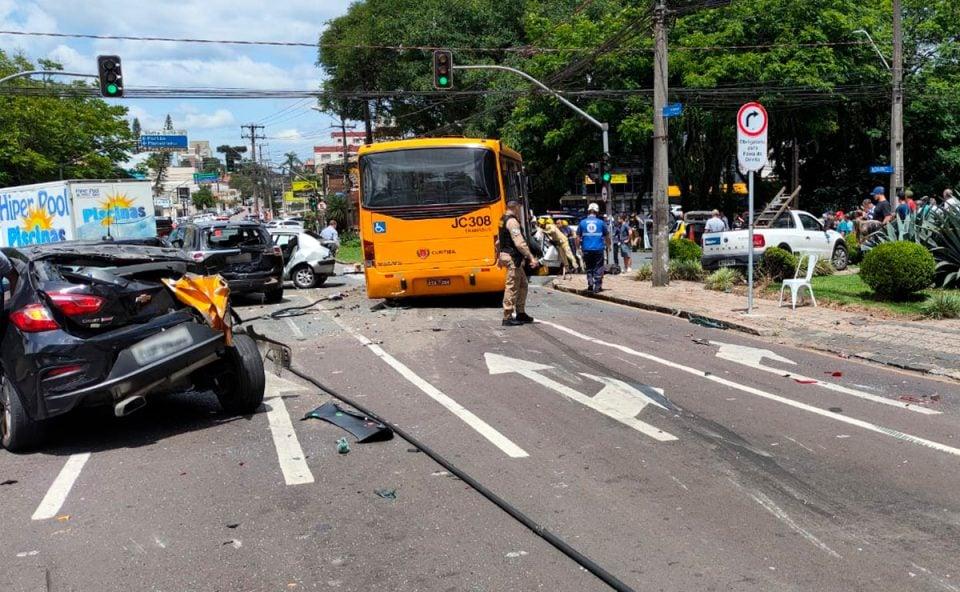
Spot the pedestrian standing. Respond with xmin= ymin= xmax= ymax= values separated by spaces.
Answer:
xmin=704 ymin=209 xmax=726 ymax=234
xmin=617 ymin=214 xmax=633 ymax=273
xmin=721 ymin=212 xmax=730 ymax=231
xmin=837 ymin=213 xmax=854 ymax=236
xmin=496 ymin=200 xmax=539 ymax=326
xmin=904 ymin=189 xmax=917 ymax=212
xmin=577 ymin=203 xmax=610 ymax=293
xmin=611 ymin=216 xmax=622 ymax=268
xmin=871 ymin=187 xmax=894 ymax=225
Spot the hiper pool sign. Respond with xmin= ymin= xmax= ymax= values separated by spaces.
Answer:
xmin=737 ymin=102 xmax=768 ymax=172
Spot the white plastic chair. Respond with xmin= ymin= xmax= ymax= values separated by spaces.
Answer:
xmin=779 ymin=252 xmax=818 ymax=309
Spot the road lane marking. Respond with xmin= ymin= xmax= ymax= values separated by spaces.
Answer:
xmin=284 ymin=317 xmax=304 ymax=338
xmin=712 ymin=341 xmax=940 ymax=415
xmin=485 ymin=352 xmax=677 ymax=442
xmin=537 ymin=320 xmax=960 ymax=459
xmin=32 ymin=453 xmax=90 ymax=520
xmin=329 ymin=317 xmax=528 ymax=458
xmin=263 ymin=393 xmax=314 ymax=485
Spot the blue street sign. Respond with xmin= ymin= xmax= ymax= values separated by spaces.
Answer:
xmin=662 ymin=103 xmax=683 ymax=118
xmin=373 ymin=221 xmax=387 ymax=234
xmin=139 ymin=134 xmax=189 ymax=149
xmin=870 ymin=165 xmax=895 ymax=174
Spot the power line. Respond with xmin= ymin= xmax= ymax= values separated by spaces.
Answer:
xmin=0 ymin=29 xmax=872 ymax=54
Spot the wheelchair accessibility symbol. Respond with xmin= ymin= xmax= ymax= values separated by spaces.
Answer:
xmin=373 ymin=221 xmax=387 ymax=234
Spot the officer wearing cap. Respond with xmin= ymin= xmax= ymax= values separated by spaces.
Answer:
xmin=496 ymin=199 xmax=539 ymax=326
xmin=577 ymin=203 xmax=610 ymax=293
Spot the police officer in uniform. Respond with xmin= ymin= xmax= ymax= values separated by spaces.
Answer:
xmin=497 ymin=199 xmax=539 ymax=326
xmin=577 ymin=202 xmax=610 ymax=293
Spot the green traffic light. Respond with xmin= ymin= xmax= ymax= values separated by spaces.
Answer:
xmin=106 ymin=83 xmax=118 ymax=95
xmin=438 ymin=76 xmax=449 ymax=86
xmin=602 ymin=172 xmax=611 ymax=182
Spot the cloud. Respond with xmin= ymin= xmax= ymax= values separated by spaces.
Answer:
xmin=181 ymin=108 xmax=235 ymax=129
xmin=272 ymin=129 xmax=303 ymax=141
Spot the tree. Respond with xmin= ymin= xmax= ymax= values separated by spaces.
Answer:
xmin=145 ymin=151 xmax=171 ymax=197
xmin=0 ymin=51 xmax=135 ymax=186
xmin=217 ymin=145 xmax=248 ymax=172
xmin=201 ymin=157 xmax=222 ymax=173
xmin=164 ymin=114 xmax=174 ymax=131
xmin=282 ymin=151 xmax=301 ymax=173
xmin=131 ymin=117 xmax=141 ymax=138
xmin=192 ymin=186 xmax=216 ymax=210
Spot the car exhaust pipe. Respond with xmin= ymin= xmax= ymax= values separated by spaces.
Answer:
xmin=115 ymin=395 xmax=146 ymax=417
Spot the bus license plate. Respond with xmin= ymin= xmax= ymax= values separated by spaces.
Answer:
xmin=427 ymin=278 xmax=451 ymax=287
xmin=719 ymin=259 xmax=737 ymax=267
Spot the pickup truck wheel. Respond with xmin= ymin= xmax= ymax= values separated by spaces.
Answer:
xmin=292 ymin=265 xmax=316 ymax=289
xmin=216 ymin=334 xmax=266 ymax=415
xmin=832 ymin=243 xmax=849 ymax=271
xmin=777 ymin=244 xmax=793 ymax=254
xmin=1 ymin=377 xmax=45 ymax=452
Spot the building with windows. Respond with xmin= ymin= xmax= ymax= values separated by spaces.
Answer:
xmin=312 ymin=131 xmax=366 ymax=168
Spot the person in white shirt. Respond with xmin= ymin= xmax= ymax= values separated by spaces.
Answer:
xmin=319 ymin=220 xmax=339 ymax=243
xmin=704 ymin=210 xmax=726 ymax=234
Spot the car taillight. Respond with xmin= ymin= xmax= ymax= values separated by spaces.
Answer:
xmin=753 ymin=233 xmax=766 ymax=248
xmin=44 ymin=364 xmax=84 ymax=379
xmin=273 ymin=245 xmax=283 ymax=257
xmin=189 ymin=251 xmax=205 ymax=262
xmin=10 ymin=304 xmax=60 ymax=332
xmin=363 ymin=239 xmax=376 ymax=267
xmin=47 ymin=292 xmax=104 ymax=316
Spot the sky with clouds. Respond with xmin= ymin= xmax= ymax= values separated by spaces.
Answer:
xmin=0 ymin=0 xmax=355 ymax=165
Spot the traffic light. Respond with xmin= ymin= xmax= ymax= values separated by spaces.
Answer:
xmin=96 ymin=55 xmax=123 ymax=98
xmin=309 ymin=197 xmax=318 ymax=210
xmin=601 ymin=155 xmax=612 ymax=183
xmin=433 ymin=50 xmax=453 ymax=89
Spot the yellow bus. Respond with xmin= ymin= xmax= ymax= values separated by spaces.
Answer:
xmin=358 ymin=137 xmax=527 ymax=299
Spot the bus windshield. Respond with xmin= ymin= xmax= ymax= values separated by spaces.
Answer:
xmin=360 ymin=147 xmax=500 ymax=208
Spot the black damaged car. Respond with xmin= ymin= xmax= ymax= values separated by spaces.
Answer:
xmin=0 ymin=241 xmax=265 ymax=452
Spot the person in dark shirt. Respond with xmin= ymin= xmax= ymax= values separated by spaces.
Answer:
xmin=871 ymin=187 xmax=893 ymax=224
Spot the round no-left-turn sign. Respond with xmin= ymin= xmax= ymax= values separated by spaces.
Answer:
xmin=737 ymin=102 xmax=768 ymax=137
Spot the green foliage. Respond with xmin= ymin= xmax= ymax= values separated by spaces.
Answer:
xmin=762 ymin=247 xmax=799 ymax=281
xmin=192 ymin=187 xmax=216 ymax=210
xmin=921 ymin=292 xmax=960 ymax=320
xmin=705 ymin=267 xmax=742 ymax=292
xmin=669 ymin=259 xmax=704 ymax=282
xmin=0 ymin=51 xmax=135 ymax=186
xmin=860 ymin=241 xmax=936 ymax=300
xmin=633 ymin=263 xmax=653 ymax=281
xmin=846 ymin=232 xmax=862 ymax=264
xmin=923 ymin=201 xmax=960 ymax=288
xmin=324 ymin=194 xmax=348 ymax=227
xmin=669 ymin=238 xmax=702 ymax=261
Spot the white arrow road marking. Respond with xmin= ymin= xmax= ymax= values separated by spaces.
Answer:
xmin=263 ymin=373 xmax=314 ymax=486
xmin=712 ymin=341 xmax=941 ymax=415
xmin=326 ymin=315 xmax=528 ymax=458
xmin=32 ymin=453 xmax=90 ymax=520
xmin=484 ymin=353 xmax=677 ymax=442
xmin=536 ymin=320 xmax=960 ymax=459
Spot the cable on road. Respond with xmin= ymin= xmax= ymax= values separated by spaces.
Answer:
xmin=238 ymin=299 xmax=637 ymax=592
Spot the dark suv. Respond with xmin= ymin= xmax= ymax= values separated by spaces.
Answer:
xmin=167 ymin=221 xmax=284 ymax=302
xmin=0 ymin=242 xmax=265 ymax=451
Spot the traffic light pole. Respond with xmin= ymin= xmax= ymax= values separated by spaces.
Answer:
xmin=454 ymin=64 xmax=612 ymax=216
xmin=0 ymin=70 xmax=98 ymax=85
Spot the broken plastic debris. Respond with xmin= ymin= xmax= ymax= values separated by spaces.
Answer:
xmin=899 ymin=395 xmax=936 ymax=405
xmin=0 ymin=479 xmax=17 ymax=486
xmin=327 ymin=293 xmax=344 ymax=301
xmin=55 ymin=514 xmax=70 ymax=522
xmin=226 ymin=523 xmax=240 ymax=529
xmin=691 ymin=338 xmax=711 ymax=346
xmin=794 ymin=378 xmax=817 ymax=384
xmin=374 ymin=488 xmax=397 ymax=500
xmin=336 ymin=438 xmax=351 ymax=454
xmin=303 ymin=402 xmax=393 ymax=443
xmin=688 ymin=315 xmax=727 ymax=330
xmin=826 ymin=371 xmax=843 ymax=377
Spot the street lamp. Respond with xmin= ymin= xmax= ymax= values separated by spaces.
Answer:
xmin=853 ymin=29 xmax=891 ymax=71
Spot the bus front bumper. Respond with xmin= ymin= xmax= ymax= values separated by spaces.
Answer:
xmin=364 ymin=265 xmax=506 ymax=299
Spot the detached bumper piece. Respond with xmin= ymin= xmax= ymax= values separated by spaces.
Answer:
xmin=303 ymin=402 xmax=394 ymax=443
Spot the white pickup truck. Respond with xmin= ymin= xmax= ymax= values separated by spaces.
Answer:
xmin=701 ymin=210 xmax=848 ymax=271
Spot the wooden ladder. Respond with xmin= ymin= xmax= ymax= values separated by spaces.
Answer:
xmin=754 ymin=186 xmax=800 ymax=228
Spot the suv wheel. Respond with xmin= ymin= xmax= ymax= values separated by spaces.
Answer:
xmin=264 ymin=286 xmax=284 ymax=303
xmin=292 ymin=265 xmax=316 ymax=289
xmin=832 ymin=243 xmax=849 ymax=271
xmin=1 ymin=377 xmax=45 ymax=452
xmin=216 ymin=334 xmax=266 ymax=415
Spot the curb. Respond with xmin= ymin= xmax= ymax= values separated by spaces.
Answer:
xmin=551 ymin=284 xmax=773 ymax=337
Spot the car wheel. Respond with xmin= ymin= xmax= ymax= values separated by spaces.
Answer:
xmin=832 ymin=243 xmax=849 ymax=271
xmin=216 ymin=334 xmax=266 ymax=415
xmin=292 ymin=265 xmax=316 ymax=289
xmin=1 ymin=377 xmax=45 ymax=452
xmin=777 ymin=244 xmax=793 ymax=254
xmin=264 ymin=286 xmax=284 ymax=303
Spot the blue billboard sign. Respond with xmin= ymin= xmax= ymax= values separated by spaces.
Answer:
xmin=139 ymin=134 xmax=189 ymax=150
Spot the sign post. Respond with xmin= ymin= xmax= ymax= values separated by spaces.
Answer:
xmin=737 ymin=102 xmax=769 ymax=315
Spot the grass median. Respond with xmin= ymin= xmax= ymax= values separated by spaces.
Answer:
xmin=768 ymin=273 xmax=947 ymax=317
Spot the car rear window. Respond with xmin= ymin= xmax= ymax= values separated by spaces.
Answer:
xmin=203 ymin=226 xmax=268 ymax=250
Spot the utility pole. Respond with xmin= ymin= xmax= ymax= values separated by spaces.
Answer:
xmin=340 ymin=114 xmax=351 ymax=191
xmin=651 ymin=0 xmax=670 ymax=287
xmin=241 ymin=123 xmax=265 ymax=218
xmin=259 ymin=144 xmax=274 ymax=218
xmin=890 ymin=0 xmax=904 ymax=208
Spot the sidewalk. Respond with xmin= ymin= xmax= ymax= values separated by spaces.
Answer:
xmin=552 ymin=275 xmax=960 ymax=381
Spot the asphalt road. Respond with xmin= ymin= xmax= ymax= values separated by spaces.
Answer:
xmin=2 ymin=271 xmax=958 ymax=592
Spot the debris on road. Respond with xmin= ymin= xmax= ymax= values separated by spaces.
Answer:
xmin=327 ymin=293 xmax=344 ymax=301
xmin=794 ymin=378 xmax=817 ymax=384
xmin=0 ymin=479 xmax=17 ymax=486
xmin=505 ymin=550 xmax=529 ymax=558
xmin=374 ymin=488 xmax=397 ymax=500
xmin=898 ymin=395 xmax=939 ymax=406
xmin=303 ymin=402 xmax=394 ymax=443
xmin=689 ymin=315 xmax=727 ymax=330
xmin=226 ymin=523 xmax=240 ymax=529
xmin=826 ymin=371 xmax=844 ymax=377
xmin=691 ymin=338 xmax=711 ymax=346
xmin=222 ymin=539 xmax=243 ymax=549
xmin=336 ymin=437 xmax=351 ymax=454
